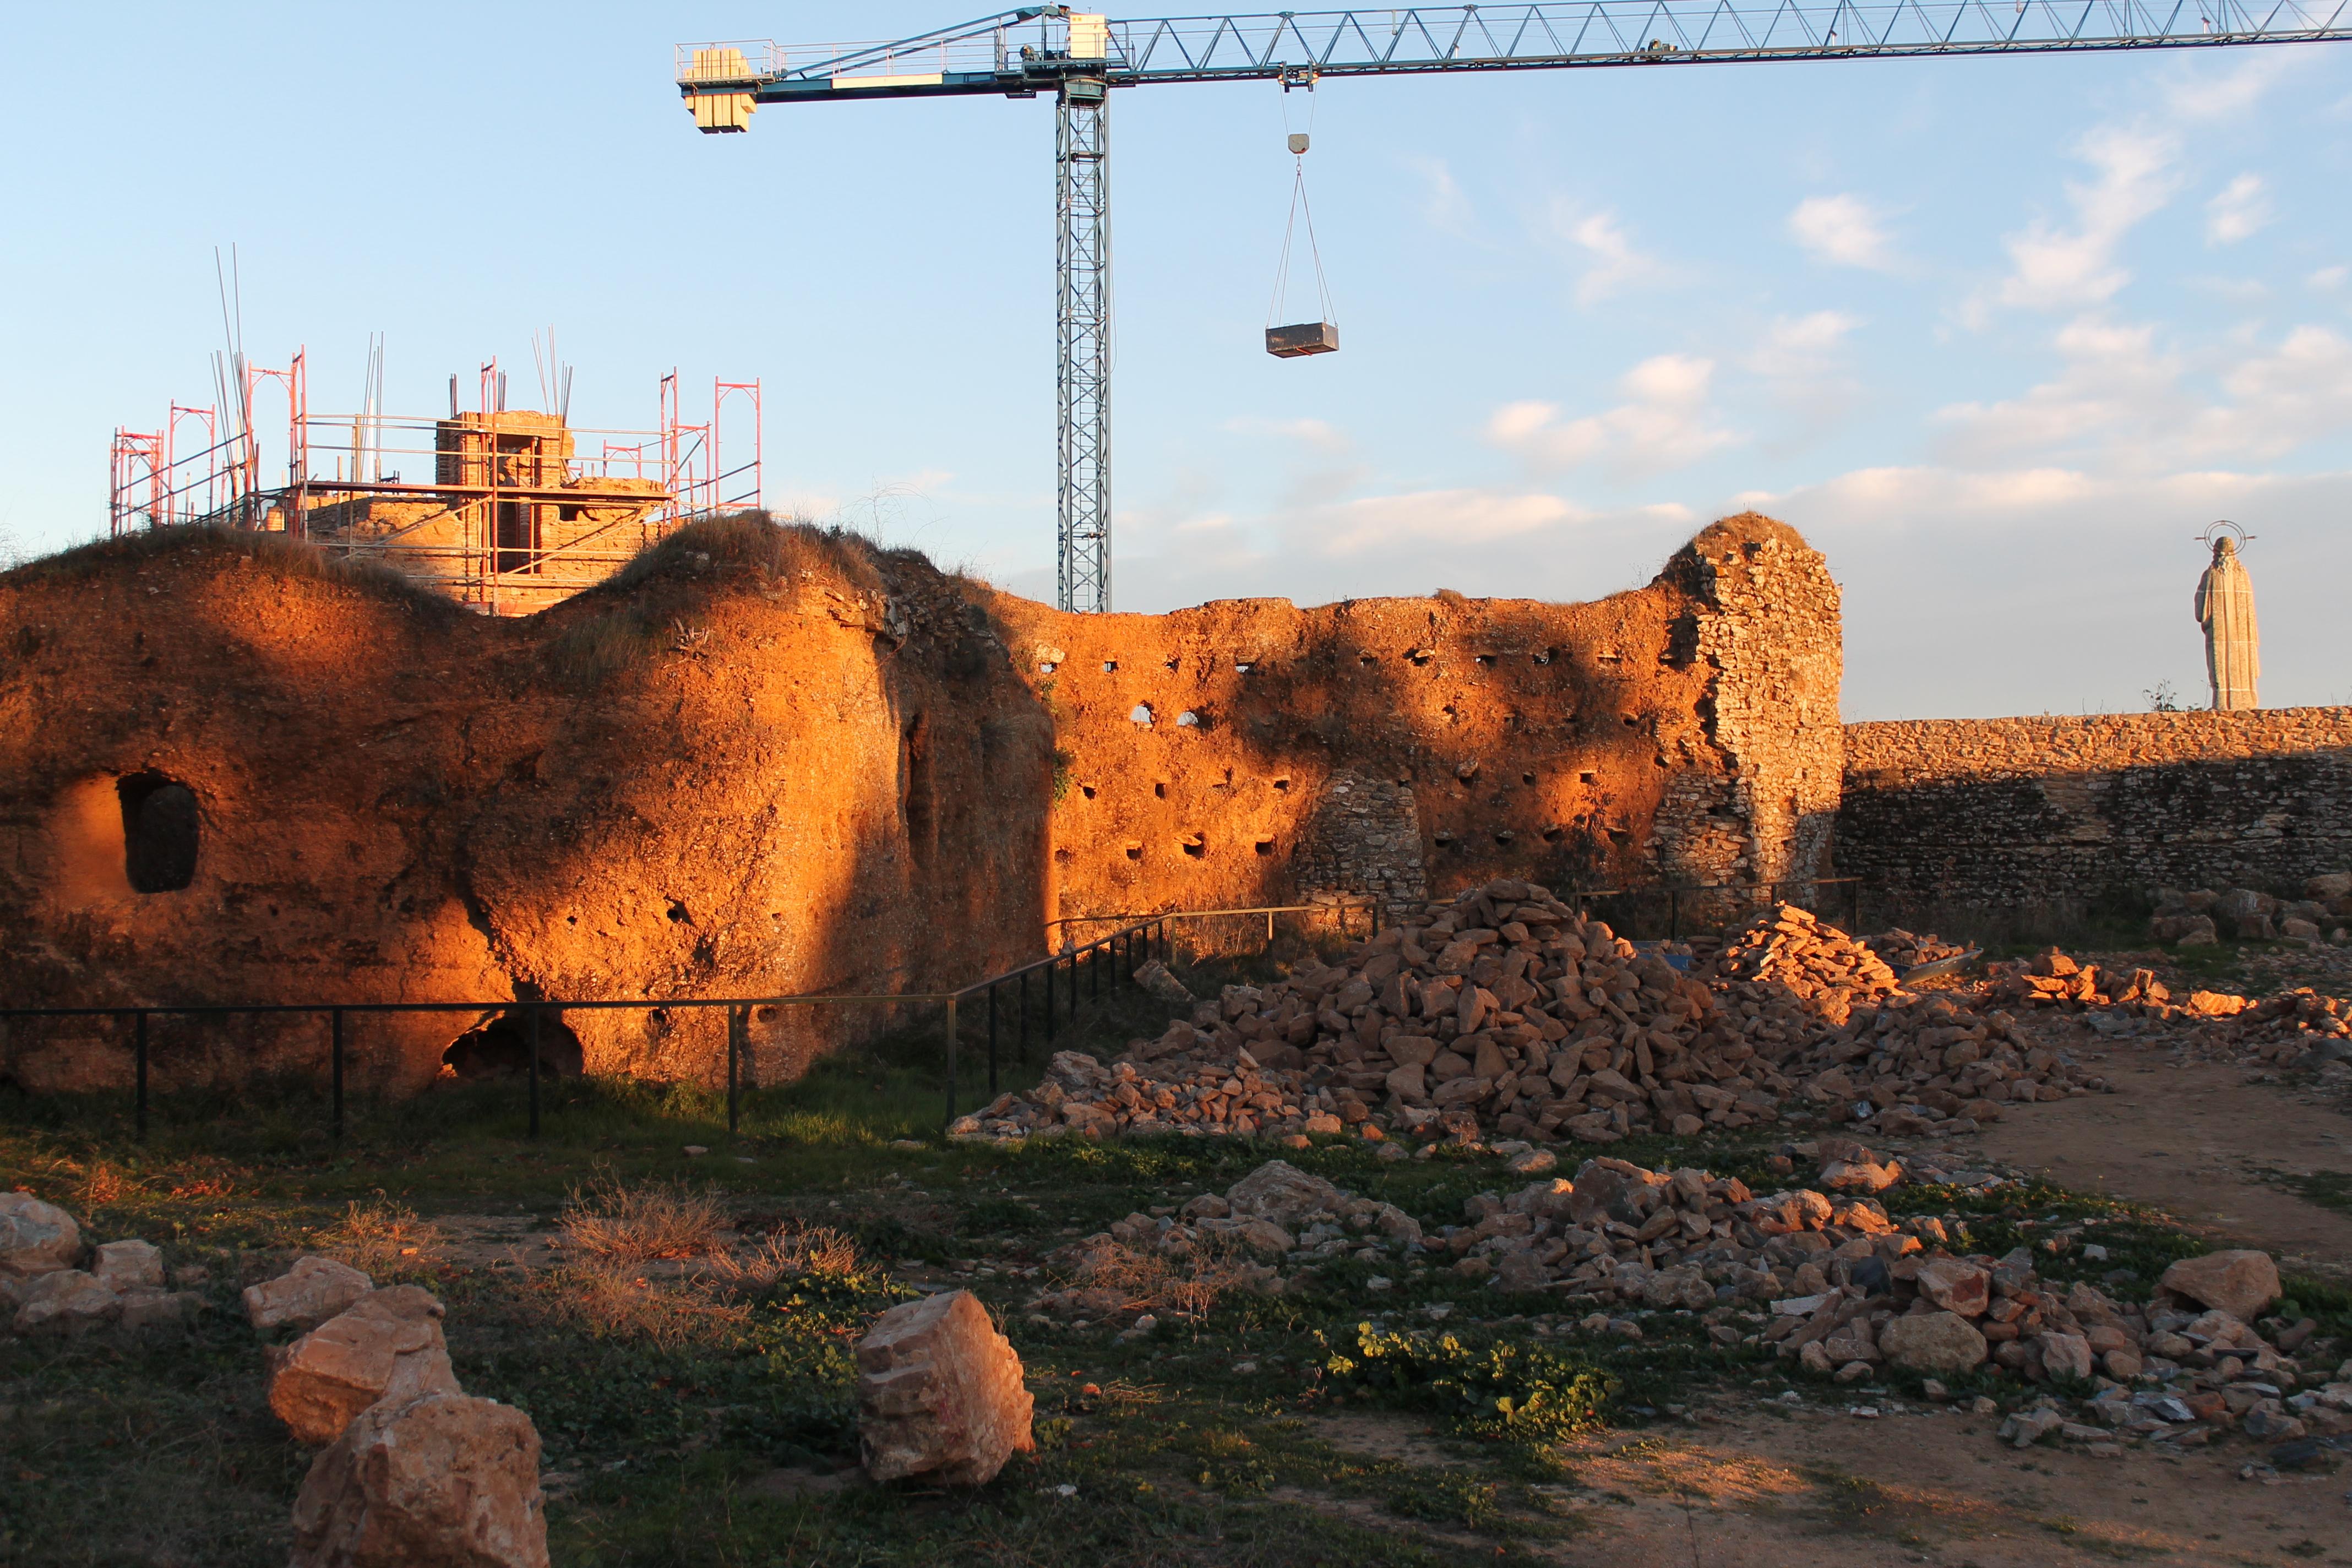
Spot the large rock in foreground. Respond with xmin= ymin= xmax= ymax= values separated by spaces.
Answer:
xmin=246 ymin=1255 xmax=373 ymax=1331
xmin=1878 ymin=1310 xmax=1988 ymax=1375
xmin=290 ymin=1392 xmax=548 ymax=1568
xmin=0 ymin=1194 xmax=82 ymax=1279
xmin=2158 ymin=1250 xmax=2279 ymax=1323
xmin=271 ymin=1286 xmax=461 ymax=1445
xmin=857 ymin=1289 xmax=1035 ymax=1486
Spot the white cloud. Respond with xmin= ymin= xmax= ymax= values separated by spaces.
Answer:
xmin=1990 ymin=126 xmax=2180 ymax=312
xmin=1297 ymin=488 xmax=1587 ymax=556
xmin=2164 ymin=52 xmax=2298 ymax=121
xmin=2308 ymin=265 xmax=2348 ymax=291
xmin=1488 ymin=354 xmax=1739 ymax=477
xmin=2206 ymin=173 xmax=2272 ymax=245
xmin=1403 ymin=155 xmax=1473 ymax=234
xmin=1548 ymin=203 xmax=1655 ymax=306
xmin=1224 ymin=416 xmax=1352 ymax=455
xmin=1933 ymin=315 xmax=2352 ymax=470
xmin=1746 ymin=311 xmax=1861 ymax=379
xmin=1788 ymin=195 xmax=1898 ymax=271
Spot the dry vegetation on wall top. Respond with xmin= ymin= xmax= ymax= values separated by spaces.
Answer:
xmin=0 ymin=509 xmax=1839 ymax=1102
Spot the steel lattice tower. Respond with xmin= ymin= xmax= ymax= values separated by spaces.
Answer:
xmin=1055 ymin=77 xmax=1111 ymax=614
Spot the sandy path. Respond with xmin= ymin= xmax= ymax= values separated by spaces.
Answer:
xmin=1969 ymin=1052 xmax=2352 ymax=1278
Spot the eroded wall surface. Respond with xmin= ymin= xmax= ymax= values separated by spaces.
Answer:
xmin=0 ymin=511 xmax=1841 ymax=1093
xmin=1838 ymin=709 xmax=2352 ymax=901
xmin=987 ymin=512 xmax=1843 ymax=931
xmin=0 ymin=528 xmax=1051 ymax=1093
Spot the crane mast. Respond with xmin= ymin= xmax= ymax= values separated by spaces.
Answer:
xmin=677 ymin=3 xmax=2352 ymax=611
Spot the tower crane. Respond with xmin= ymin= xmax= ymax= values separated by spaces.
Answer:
xmin=676 ymin=3 xmax=2351 ymax=612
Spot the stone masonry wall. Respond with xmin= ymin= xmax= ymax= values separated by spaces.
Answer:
xmin=1837 ymin=708 xmax=2352 ymax=903
xmin=988 ymin=513 xmax=1844 ymax=936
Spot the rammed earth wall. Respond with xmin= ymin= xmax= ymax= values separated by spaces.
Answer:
xmin=1836 ymin=708 xmax=2352 ymax=902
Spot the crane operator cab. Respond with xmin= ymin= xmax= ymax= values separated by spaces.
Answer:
xmin=1266 ymin=118 xmax=1339 ymax=357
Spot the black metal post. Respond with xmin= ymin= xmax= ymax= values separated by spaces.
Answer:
xmin=1090 ymin=940 xmax=1099 ymax=1002
xmin=987 ymin=982 xmax=999 ymax=1097
xmin=726 ymin=1005 xmax=742 ymax=1135
xmin=526 ymin=1006 xmax=542 ymax=1140
xmin=133 ymin=1010 xmax=148 ymax=1143
xmin=943 ymin=997 xmax=959 ymax=1126
xmin=330 ymin=1008 xmax=345 ymax=1145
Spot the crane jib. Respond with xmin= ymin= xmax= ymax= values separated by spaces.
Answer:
xmin=672 ymin=2 xmax=2352 ymax=614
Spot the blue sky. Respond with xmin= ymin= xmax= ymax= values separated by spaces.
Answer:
xmin=3 ymin=4 xmax=2347 ymax=720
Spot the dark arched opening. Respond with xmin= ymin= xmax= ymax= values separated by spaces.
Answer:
xmin=116 ymin=771 xmax=199 ymax=892
xmin=440 ymin=1009 xmax=585 ymax=1081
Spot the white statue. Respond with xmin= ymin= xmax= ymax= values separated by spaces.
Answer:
xmin=2193 ymin=533 xmax=2258 ymax=711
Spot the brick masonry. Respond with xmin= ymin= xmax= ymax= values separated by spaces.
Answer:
xmin=1837 ymin=707 xmax=2352 ymax=902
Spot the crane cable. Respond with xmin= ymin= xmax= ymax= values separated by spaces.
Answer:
xmin=1267 ymin=85 xmax=1337 ymax=329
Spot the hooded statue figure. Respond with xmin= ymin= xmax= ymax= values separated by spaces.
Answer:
xmin=2194 ymin=536 xmax=2259 ymax=711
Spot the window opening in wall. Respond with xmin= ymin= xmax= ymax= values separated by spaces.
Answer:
xmin=1235 ymin=661 xmax=1254 ymax=674
xmin=116 ymin=771 xmax=199 ymax=893
xmin=1176 ymin=711 xmax=1200 ymax=727
xmin=1124 ymin=841 xmax=1143 ymax=861
xmin=1154 ymin=781 xmax=1168 ymax=799
xmin=1130 ymin=703 xmax=1154 ymax=727
xmin=1579 ymin=770 xmax=1597 ymax=784
xmin=1358 ymin=652 xmax=1377 ymax=666
xmin=1272 ymin=776 xmax=1291 ymax=792
xmin=1475 ymin=654 xmax=1496 ymax=668
xmin=1080 ymin=784 xmax=1097 ymax=799
xmin=1054 ymin=847 xmax=1073 ymax=862
xmin=1164 ymin=656 xmax=1180 ymax=671
xmin=1038 ymin=661 xmax=1058 ymax=674
xmin=1542 ymin=826 xmax=1565 ymax=843
xmin=1180 ymin=834 xmax=1206 ymax=859
xmin=1407 ymin=648 xmax=1433 ymax=666
xmin=1521 ymin=772 xmax=1537 ymax=785
xmin=1533 ymin=647 xmax=1556 ymax=665
xmin=1254 ymin=837 xmax=1276 ymax=856
xmin=1493 ymin=830 xmax=1516 ymax=845
xmin=1102 ymin=660 xmax=1118 ymax=672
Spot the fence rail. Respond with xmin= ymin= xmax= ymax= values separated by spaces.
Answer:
xmin=0 ymin=875 xmax=1872 ymax=1144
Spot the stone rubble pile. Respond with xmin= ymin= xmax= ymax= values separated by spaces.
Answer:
xmin=241 ymin=1255 xmax=551 ymax=1568
xmin=1863 ymin=928 xmax=1971 ymax=973
xmin=953 ymin=880 xmax=2111 ymax=1148
xmin=0 ymin=1193 xmax=203 ymax=1337
xmin=2151 ymin=875 xmax=2352 ymax=947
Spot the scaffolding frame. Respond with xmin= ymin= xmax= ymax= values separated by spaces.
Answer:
xmin=111 ymin=355 xmax=763 ymax=616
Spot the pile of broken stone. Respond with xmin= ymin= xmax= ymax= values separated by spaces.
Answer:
xmin=954 ymin=880 xmax=2111 ymax=1148
xmin=1043 ymin=1155 xmax=2350 ymax=1455
xmin=0 ymin=1192 xmax=203 ymax=1336
xmin=2150 ymin=874 xmax=2352 ymax=948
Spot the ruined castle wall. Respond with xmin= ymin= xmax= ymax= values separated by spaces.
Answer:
xmin=0 ymin=526 xmax=1050 ymax=1095
xmin=0 ymin=512 xmax=1840 ymax=1096
xmin=988 ymin=513 xmax=1843 ymax=935
xmin=1837 ymin=708 xmax=2352 ymax=903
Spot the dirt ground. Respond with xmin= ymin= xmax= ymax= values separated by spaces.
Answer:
xmin=1544 ymin=1403 xmax=2347 ymax=1567
xmin=1972 ymin=1047 xmax=2352 ymax=1280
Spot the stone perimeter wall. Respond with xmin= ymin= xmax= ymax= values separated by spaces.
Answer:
xmin=1836 ymin=708 xmax=2352 ymax=903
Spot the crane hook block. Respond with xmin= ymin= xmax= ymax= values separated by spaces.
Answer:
xmin=1288 ymin=132 xmax=1310 ymax=154
xmin=1266 ymin=322 xmax=1339 ymax=358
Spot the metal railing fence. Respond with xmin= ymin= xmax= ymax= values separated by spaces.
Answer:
xmin=0 ymin=876 xmax=1875 ymax=1145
